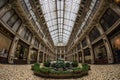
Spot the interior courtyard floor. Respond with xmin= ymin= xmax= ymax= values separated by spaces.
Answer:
xmin=0 ymin=63 xmax=120 ymax=80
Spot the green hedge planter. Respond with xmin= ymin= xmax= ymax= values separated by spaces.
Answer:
xmin=34 ymin=71 xmax=88 ymax=79
xmin=32 ymin=62 xmax=90 ymax=79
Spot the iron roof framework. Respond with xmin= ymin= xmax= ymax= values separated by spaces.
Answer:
xmin=39 ymin=0 xmax=81 ymax=46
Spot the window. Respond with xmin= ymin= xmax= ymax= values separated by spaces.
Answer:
xmin=77 ymin=43 xmax=81 ymax=50
xmin=89 ymin=27 xmax=100 ymax=42
xmin=24 ymin=30 xmax=29 ymax=40
xmin=23 ymin=27 xmax=32 ymax=42
xmin=100 ymin=8 xmax=120 ymax=31
xmin=12 ymin=19 xmax=22 ymax=32
xmin=0 ymin=0 xmax=8 ymax=8
xmin=28 ymin=32 xmax=32 ymax=42
xmin=7 ymin=14 xmax=18 ymax=27
xmin=82 ymin=38 xmax=87 ymax=47
xmin=1 ymin=9 xmax=22 ymax=32
xmin=20 ymin=27 xmax=26 ymax=38
xmin=1 ymin=10 xmax=15 ymax=23
xmin=84 ymin=48 xmax=90 ymax=56
xmin=34 ymin=38 xmax=39 ymax=47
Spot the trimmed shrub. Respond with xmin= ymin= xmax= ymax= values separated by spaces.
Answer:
xmin=72 ymin=67 xmax=82 ymax=73
xmin=55 ymin=61 xmax=65 ymax=68
xmin=50 ymin=69 xmax=72 ymax=74
xmin=44 ymin=60 xmax=51 ymax=67
xmin=39 ymin=67 xmax=51 ymax=74
xmin=51 ymin=63 xmax=56 ymax=68
xmin=65 ymin=62 xmax=70 ymax=67
xmin=82 ymin=63 xmax=90 ymax=71
xmin=71 ymin=61 xmax=78 ymax=67
xmin=32 ymin=63 xmax=40 ymax=72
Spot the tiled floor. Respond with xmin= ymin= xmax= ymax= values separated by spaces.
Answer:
xmin=0 ymin=63 xmax=120 ymax=80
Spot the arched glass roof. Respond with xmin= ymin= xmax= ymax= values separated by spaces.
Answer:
xmin=39 ymin=0 xmax=81 ymax=46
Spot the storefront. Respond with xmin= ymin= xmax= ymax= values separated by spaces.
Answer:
xmin=108 ymin=25 xmax=120 ymax=63
xmin=14 ymin=40 xmax=29 ymax=64
xmin=30 ymin=48 xmax=38 ymax=63
xmin=93 ymin=40 xmax=108 ymax=64
xmin=0 ymin=26 xmax=14 ymax=63
xmin=84 ymin=48 xmax=91 ymax=64
xmin=39 ymin=51 xmax=43 ymax=63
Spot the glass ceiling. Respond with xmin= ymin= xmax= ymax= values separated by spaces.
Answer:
xmin=39 ymin=0 xmax=81 ymax=46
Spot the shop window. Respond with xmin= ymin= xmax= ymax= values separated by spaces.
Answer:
xmin=100 ymin=8 xmax=120 ymax=31
xmin=109 ymin=27 xmax=120 ymax=63
xmin=0 ymin=0 xmax=8 ymax=8
xmin=0 ymin=33 xmax=11 ymax=58
xmin=61 ymin=55 xmax=64 ymax=58
xmin=93 ymin=41 xmax=108 ymax=64
xmin=89 ymin=27 xmax=100 ymax=42
xmin=15 ymin=44 xmax=29 ymax=60
xmin=84 ymin=48 xmax=91 ymax=63
xmin=84 ymin=48 xmax=90 ymax=56
xmin=30 ymin=50 xmax=37 ymax=62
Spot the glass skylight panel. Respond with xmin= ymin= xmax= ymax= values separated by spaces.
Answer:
xmin=45 ymin=13 xmax=51 ymax=22
xmin=51 ymin=30 xmax=57 ymax=35
xmin=63 ymin=34 xmax=69 ymax=38
xmin=73 ymin=0 xmax=81 ymax=4
xmin=64 ymin=30 xmax=70 ymax=34
xmin=69 ymin=20 xmax=74 ymax=27
xmin=64 ymin=25 xmax=71 ymax=31
xmin=39 ymin=0 xmax=81 ymax=46
xmin=70 ymin=13 xmax=76 ymax=21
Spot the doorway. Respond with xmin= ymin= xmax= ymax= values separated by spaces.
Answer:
xmin=14 ymin=41 xmax=29 ymax=64
xmin=108 ymin=25 xmax=120 ymax=63
xmin=78 ymin=51 xmax=82 ymax=63
xmin=112 ymin=37 xmax=120 ymax=63
xmin=93 ymin=40 xmax=108 ymax=64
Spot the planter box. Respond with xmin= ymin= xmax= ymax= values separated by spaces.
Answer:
xmin=34 ymin=71 xmax=88 ymax=79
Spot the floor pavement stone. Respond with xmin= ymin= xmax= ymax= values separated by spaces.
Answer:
xmin=0 ymin=63 xmax=120 ymax=80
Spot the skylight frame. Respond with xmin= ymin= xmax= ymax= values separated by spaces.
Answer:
xmin=39 ymin=0 xmax=81 ymax=46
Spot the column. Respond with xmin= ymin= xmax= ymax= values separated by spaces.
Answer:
xmin=37 ymin=51 xmax=40 ymax=63
xmin=27 ymin=46 xmax=32 ymax=64
xmin=86 ymin=35 xmax=95 ymax=64
xmin=97 ymin=23 xmax=114 ymax=63
xmin=37 ymin=43 xmax=42 ymax=63
xmin=8 ymin=36 xmax=19 ymax=64
xmin=103 ymin=37 xmax=114 ymax=63
xmin=76 ymin=48 xmax=79 ymax=63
